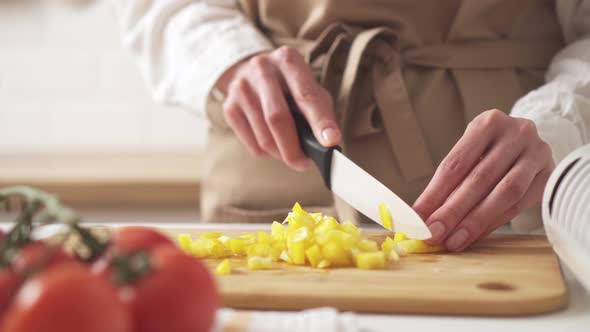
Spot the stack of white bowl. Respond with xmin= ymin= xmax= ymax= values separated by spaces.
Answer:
xmin=543 ymin=144 xmax=590 ymax=291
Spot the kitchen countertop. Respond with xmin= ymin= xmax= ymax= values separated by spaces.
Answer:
xmin=1 ymin=213 xmax=587 ymax=332
xmin=0 ymin=153 xmax=203 ymax=208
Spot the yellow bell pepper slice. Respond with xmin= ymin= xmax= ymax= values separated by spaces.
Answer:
xmin=201 ymin=232 xmax=222 ymax=239
xmin=356 ymin=251 xmax=386 ymax=269
xmin=215 ymin=259 xmax=232 ymax=275
xmin=378 ymin=203 xmax=393 ymax=231
xmin=396 ymin=239 xmax=445 ymax=254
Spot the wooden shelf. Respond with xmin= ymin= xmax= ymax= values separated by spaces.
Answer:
xmin=0 ymin=152 xmax=203 ymax=208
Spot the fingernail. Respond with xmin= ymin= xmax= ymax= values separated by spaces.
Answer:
xmin=428 ymin=221 xmax=446 ymax=240
xmin=446 ymin=229 xmax=469 ymax=251
xmin=321 ymin=127 xmax=340 ymax=145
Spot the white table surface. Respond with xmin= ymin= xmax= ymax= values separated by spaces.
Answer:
xmin=1 ymin=208 xmax=589 ymax=332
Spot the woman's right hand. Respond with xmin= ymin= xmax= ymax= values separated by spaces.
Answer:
xmin=216 ymin=46 xmax=341 ymax=171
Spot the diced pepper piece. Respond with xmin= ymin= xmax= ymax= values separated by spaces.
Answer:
xmin=357 ymin=239 xmax=379 ymax=252
xmin=279 ymin=250 xmax=292 ymax=264
xmin=288 ymin=241 xmax=306 ymax=265
xmin=218 ymin=235 xmax=231 ymax=245
xmin=247 ymin=256 xmax=273 ymax=270
xmin=317 ymin=260 xmax=331 ymax=269
xmin=396 ymin=239 xmax=445 ymax=254
xmin=177 ymin=234 xmax=192 ymax=252
xmin=215 ymin=259 xmax=232 ymax=275
xmin=246 ymin=243 xmax=272 ymax=258
xmin=257 ymin=231 xmax=271 ymax=244
xmin=271 ymin=221 xmax=286 ymax=240
xmin=287 ymin=203 xmax=316 ymax=230
xmin=227 ymin=238 xmax=246 ymax=255
xmin=321 ymin=241 xmax=352 ymax=266
xmin=305 ymin=245 xmax=322 ymax=268
xmin=310 ymin=212 xmax=323 ymax=223
xmin=378 ymin=203 xmax=393 ymax=231
xmin=393 ymin=232 xmax=408 ymax=243
xmin=387 ymin=249 xmax=400 ymax=262
xmin=340 ymin=221 xmax=361 ymax=237
xmin=289 ymin=226 xmax=310 ymax=243
xmin=189 ymin=238 xmax=210 ymax=258
xmin=314 ymin=217 xmax=339 ymax=234
xmin=356 ymin=251 xmax=386 ymax=270
xmin=381 ymin=236 xmax=395 ymax=252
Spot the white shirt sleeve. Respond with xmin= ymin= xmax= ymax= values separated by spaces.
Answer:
xmin=510 ymin=0 xmax=590 ymax=232
xmin=112 ymin=0 xmax=273 ymax=115
xmin=511 ymin=0 xmax=590 ymax=164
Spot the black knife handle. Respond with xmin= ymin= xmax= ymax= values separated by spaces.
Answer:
xmin=289 ymin=99 xmax=341 ymax=190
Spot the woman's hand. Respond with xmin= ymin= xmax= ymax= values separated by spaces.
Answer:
xmin=216 ymin=46 xmax=341 ymax=171
xmin=413 ymin=110 xmax=554 ymax=251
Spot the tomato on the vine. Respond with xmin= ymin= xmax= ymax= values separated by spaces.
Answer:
xmin=1 ymin=263 xmax=133 ymax=332
xmin=94 ymin=228 xmax=219 ymax=332
xmin=124 ymin=245 xmax=218 ymax=332
xmin=109 ymin=227 xmax=174 ymax=253
xmin=0 ymin=270 xmax=20 ymax=320
xmin=12 ymin=242 xmax=75 ymax=275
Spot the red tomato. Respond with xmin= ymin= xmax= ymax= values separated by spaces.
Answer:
xmin=109 ymin=227 xmax=174 ymax=253
xmin=1 ymin=263 xmax=133 ymax=332
xmin=12 ymin=242 xmax=75 ymax=275
xmin=117 ymin=245 xmax=218 ymax=332
xmin=0 ymin=270 xmax=20 ymax=320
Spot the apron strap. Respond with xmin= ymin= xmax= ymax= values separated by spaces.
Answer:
xmin=336 ymin=27 xmax=435 ymax=181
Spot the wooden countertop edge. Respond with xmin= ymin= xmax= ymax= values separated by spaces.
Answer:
xmin=0 ymin=152 xmax=203 ymax=208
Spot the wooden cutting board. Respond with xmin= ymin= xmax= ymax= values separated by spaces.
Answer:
xmin=158 ymin=228 xmax=568 ymax=316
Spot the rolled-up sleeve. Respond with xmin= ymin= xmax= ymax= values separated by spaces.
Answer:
xmin=511 ymin=0 xmax=590 ymax=164
xmin=112 ymin=0 xmax=273 ymax=115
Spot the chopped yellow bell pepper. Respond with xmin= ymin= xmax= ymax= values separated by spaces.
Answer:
xmin=305 ymin=244 xmax=322 ymax=268
xmin=248 ymin=256 xmax=273 ymax=270
xmin=288 ymin=241 xmax=306 ymax=265
xmin=215 ymin=259 xmax=232 ymax=275
xmin=393 ymin=232 xmax=408 ymax=243
xmin=279 ymin=250 xmax=292 ymax=263
xmin=381 ymin=236 xmax=395 ymax=252
xmin=177 ymin=234 xmax=192 ymax=252
xmin=357 ymin=239 xmax=379 ymax=252
xmin=317 ymin=259 xmax=331 ymax=269
xmin=271 ymin=221 xmax=286 ymax=240
xmin=176 ymin=202 xmax=445 ymax=272
xmin=257 ymin=231 xmax=271 ymax=244
xmin=396 ymin=239 xmax=445 ymax=254
xmin=356 ymin=251 xmax=386 ymax=269
xmin=378 ymin=203 xmax=394 ymax=231
xmin=321 ymin=241 xmax=352 ymax=266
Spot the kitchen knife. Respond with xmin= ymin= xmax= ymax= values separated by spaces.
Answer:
xmin=291 ymin=110 xmax=432 ymax=240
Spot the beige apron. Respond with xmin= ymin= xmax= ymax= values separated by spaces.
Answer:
xmin=202 ymin=0 xmax=564 ymax=223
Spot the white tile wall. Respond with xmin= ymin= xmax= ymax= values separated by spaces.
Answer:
xmin=0 ymin=0 xmax=207 ymax=154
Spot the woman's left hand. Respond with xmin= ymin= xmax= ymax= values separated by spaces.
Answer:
xmin=413 ymin=109 xmax=554 ymax=251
